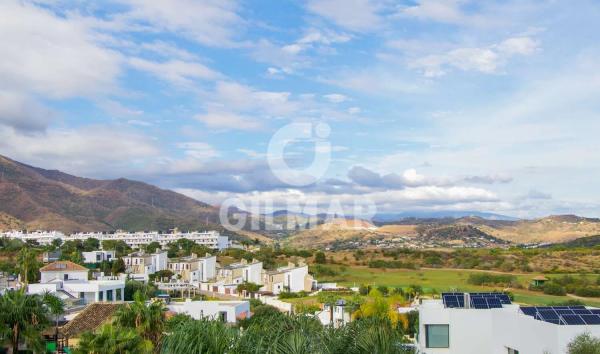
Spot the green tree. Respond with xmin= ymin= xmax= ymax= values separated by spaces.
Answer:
xmin=114 ymin=291 xmax=167 ymax=347
xmin=144 ymin=242 xmax=161 ymax=254
xmin=568 ymin=333 xmax=600 ymax=354
xmin=315 ymin=251 xmax=327 ymax=264
xmin=112 ymin=258 xmax=126 ymax=275
xmin=83 ymin=238 xmax=101 ymax=252
xmin=16 ymin=248 xmax=40 ymax=284
xmin=42 ymin=292 xmax=65 ymax=342
xmin=74 ymin=324 xmax=153 ymax=354
xmin=0 ymin=290 xmax=50 ymax=353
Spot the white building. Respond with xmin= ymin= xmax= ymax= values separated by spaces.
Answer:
xmin=418 ymin=292 xmax=600 ymax=354
xmin=314 ymin=300 xmax=351 ymax=328
xmin=2 ymin=230 xmax=64 ymax=245
xmin=82 ymin=250 xmax=116 ymax=264
xmin=167 ymin=299 xmax=251 ymax=324
xmin=122 ymin=251 xmax=168 ymax=280
xmin=261 ymin=263 xmax=314 ymax=294
xmin=60 ymin=230 xmax=229 ymax=250
xmin=217 ymin=259 xmax=263 ymax=285
xmin=28 ymin=261 xmax=125 ymax=304
xmin=167 ymin=254 xmax=217 ymax=283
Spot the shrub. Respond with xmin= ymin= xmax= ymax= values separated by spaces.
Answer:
xmin=543 ymin=282 xmax=566 ymax=296
xmin=467 ymin=273 xmax=516 ymax=286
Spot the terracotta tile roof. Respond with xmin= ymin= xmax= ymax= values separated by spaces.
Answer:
xmin=59 ymin=303 xmax=122 ymax=338
xmin=39 ymin=261 xmax=88 ymax=272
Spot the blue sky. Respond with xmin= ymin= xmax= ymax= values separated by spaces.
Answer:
xmin=1 ymin=0 xmax=600 ymax=218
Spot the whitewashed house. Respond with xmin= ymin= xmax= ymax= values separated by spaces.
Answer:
xmin=418 ymin=292 xmax=600 ymax=354
xmin=314 ymin=300 xmax=351 ymax=328
xmin=27 ymin=261 xmax=125 ymax=304
xmin=122 ymin=251 xmax=168 ymax=281
xmin=261 ymin=263 xmax=314 ymax=294
xmin=82 ymin=250 xmax=116 ymax=264
xmin=167 ymin=254 xmax=216 ymax=283
xmin=167 ymin=299 xmax=251 ymax=324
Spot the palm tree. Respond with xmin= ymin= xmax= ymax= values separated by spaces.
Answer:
xmin=74 ymin=324 xmax=153 ymax=354
xmin=161 ymin=319 xmax=236 ymax=354
xmin=0 ymin=289 xmax=49 ymax=353
xmin=114 ymin=291 xmax=166 ymax=348
xmin=16 ymin=248 xmax=40 ymax=285
xmin=42 ymin=292 xmax=65 ymax=343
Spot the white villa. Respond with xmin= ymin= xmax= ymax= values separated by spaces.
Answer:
xmin=261 ymin=263 xmax=315 ymax=294
xmin=167 ymin=299 xmax=251 ymax=324
xmin=82 ymin=250 xmax=116 ymax=264
xmin=27 ymin=261 xmax=125 ymax=304
xmin=418 ymin=292 xmax=600 ymax=354
xmin=167 ymin=254 xmax=217 ymax=283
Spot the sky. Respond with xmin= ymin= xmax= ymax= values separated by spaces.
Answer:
xmin=1 ymin=0 xmax=600 ymax=219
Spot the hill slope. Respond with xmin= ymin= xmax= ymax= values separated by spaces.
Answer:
xmin=0 ymin=154 xmax=224 ymax=234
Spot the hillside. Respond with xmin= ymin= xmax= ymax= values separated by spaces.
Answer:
xmin=464 ymin=215 xmax=600 ymax=243
xmin=0 ymin=154 xmax=257 ymax=239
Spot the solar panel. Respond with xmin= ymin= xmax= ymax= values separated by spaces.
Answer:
xmin=487 ymin=298 xmax=503 ymax=308
xmin=497 ymin=294 xmax=511 ymax=304
xmin=537 ymin=309 xmax=560 ymax=321
xmin=591 ymin=309 xmax=600 ymax=315
xmin=556 ymin=309 xmax=576 ymax=315
xmin=581 ymin=315 xmax=600 ymax=325
xmin=573 ymin=309 xmax=593 ymax=315
xmin=471 ymin=297 xmax=489 ymax=309
xmin=562 ymin=315 xmax=586 ymax=325
xmin=521 ymin=307 xmax=537 ymax=316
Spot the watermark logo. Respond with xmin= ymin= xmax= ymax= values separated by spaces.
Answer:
xmin=267 ymin=122 xmax=331 ymax=187
xmin=219 ymin=121 xmax=377 ymax=232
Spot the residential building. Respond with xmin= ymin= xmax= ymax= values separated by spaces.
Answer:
xmin=59 ymin=303 xmax=121 ymax=352
xmin=261 ymin=263 xmax=314 ymax=294
xmin=6 ymin=229 xmax=230 ymax=250
xmin=42 ymin=250 xmax=62 ymax=263
xmin=39 ymin=261 xmax=88 ymax=283
xmin=28 ymin=261 xmax=125 ymax=304
xmin=418 ymin=292 xmax=600 ymax=354
xmin=167 ymin=299 xmax=251 ymax=324
xmin=167 ymin=253 xmax=216 ymax=283
xmin=216 ymin=259 xmax=263 ymax=285
xmin=314 ymin=300 xmax=351 ymax=328
xmin=2 ymin=230 xmax=64 ymax=245
xmin=82 ymin=250 xmax=116 ymax=264
xmin=122 ymin=251 xmax=168 ymax=280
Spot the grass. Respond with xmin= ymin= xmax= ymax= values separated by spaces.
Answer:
xmin=315 ymin=266 xmax=600 ymax=307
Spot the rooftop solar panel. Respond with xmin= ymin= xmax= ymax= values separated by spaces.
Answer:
xmin=573 ymin=309 xmax=593 ymax=315
xmin=487 ymin=298 xmax=503 ymax=308
xmin=562 ymin=315 xmax=586 ymax=325
xmin=581 ymin=315 xmax=600 ymax=325
xmin=591 ymin=309 xmax=600 ymax=315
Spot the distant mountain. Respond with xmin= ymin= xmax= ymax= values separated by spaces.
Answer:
xmin=0 ymin=154 xmax=226 ymax=234
xmin=373 ymin=210 xmax=519 ymax=222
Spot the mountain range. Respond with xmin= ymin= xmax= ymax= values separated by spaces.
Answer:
xmin=0 ymin=154 xmax=223 ymax=234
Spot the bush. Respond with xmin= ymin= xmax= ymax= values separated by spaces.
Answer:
xmin=467 ymin=273 xmax=516 ymax=286
xmin=543 ymin=282 xmax=566 ymax=296
xmin=368 ymin=260 xmax=416 ymax=269
xmin=567 ymin=333 xmax=600 ymax=354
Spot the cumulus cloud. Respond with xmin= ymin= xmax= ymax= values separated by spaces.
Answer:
xmin=323 ymin=94 xmax=349 ymax=103
xmin=0 ymin=91 xmax=54 ymax=132
xmin=0 ymin=1 xmax=122 ymax=98
xmin=408 ymin=36 xmax=540 ymax=77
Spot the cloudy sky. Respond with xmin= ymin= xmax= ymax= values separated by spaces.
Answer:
xmin=1 ymin=0 xmax=600 ymax=218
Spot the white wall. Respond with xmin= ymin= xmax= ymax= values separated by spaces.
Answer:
xmin=418 ymin=300 xmax=600 ymax=354
xmin=284 ymin=266 xmax=308 ymax=293
xmin=41 ymin=270 xmax=88 ymax=283
xmin=167 ymin=300 xmax=250 ymax=323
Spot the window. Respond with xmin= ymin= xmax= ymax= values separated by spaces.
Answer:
xmin=507 ymin=348 xmax=519 ymax=354
xmin=425 ymin=324 xmax=449 ymax=348
xmin=64 ymin=274 xmax=68 ymax=280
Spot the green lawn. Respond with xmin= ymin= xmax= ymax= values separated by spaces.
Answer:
xmin=316 ymin=266 xmax=600 ymax=307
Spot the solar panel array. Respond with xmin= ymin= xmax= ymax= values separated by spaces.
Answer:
xmin=442 ymin=292 xmax=511 ymax=309
xmin=520 ymin=306 xmax=600 ymax=325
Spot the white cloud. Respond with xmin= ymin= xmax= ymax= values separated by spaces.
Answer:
xmin=307 ymin=0 xmax=384 ymax=32
xmin=0 ymin=91 xmax=54 ymax=132
xmin=177 ymin=142 xmax=218 ymax=160
xmin=0 ymin=1 xmax=122 ymax=98
xmin=401 ymin=0 xmax=467 ymax=24
xmin=323 ymin=94 xmax=349 ymax=103
xmin=128 ymin=58 xmax=220 ymax=86
xmin=409 ymin=36 xmax=540 ymax=77
xmin=209 ymin=81 xmax=298 ymax=116
xmin=116 ymin=0 xmax=243 ymax=47
xmin=194 ymin=111 xmax=261 ymax=131
xmin=0 ymin=125 xmax=158 ymax=177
